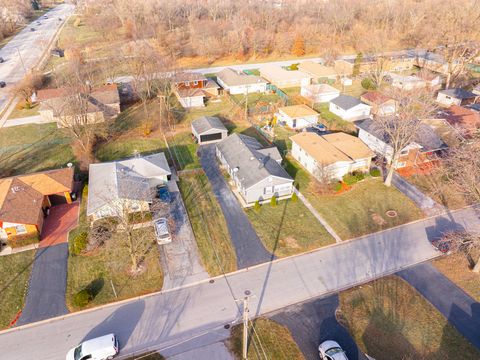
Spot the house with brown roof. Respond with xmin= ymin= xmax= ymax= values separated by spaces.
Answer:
xmin=36 ymin=84 xmax=121 ymax=127
xmin=0 ymin=168 xmax=74 ymax=247
xmin=171 ymin=72 xmax=219 ymax=108
xmin=443 ymin=105 xmax=480 ymax=138
xmin=277 ymin=104 xmax=319 ymax=129
xmin=290 ymin=132 xmax=374 ymax=180
xmin=360 ymin=91 xmax=398 ymax=116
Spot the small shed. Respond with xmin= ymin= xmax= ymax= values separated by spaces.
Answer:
xmin=191 ymin=116 xmax=228 ymax=145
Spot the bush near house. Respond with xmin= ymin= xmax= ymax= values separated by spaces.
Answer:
xmin=370 ymin=168 xmax=381 ymax=177
xmin=270 ymin=196 xmax=277 ymax=207
xmin=361 ymin=77 xmax=376 ymax=90
xmin=342 ymin=171 xmax=366 ymax=186
xmin=71 ymin=232 xmax=88 ymax=255
xmin=72 ymin=289 xmax=93 ymax=308
xmin=8 ymin=233 xmax=40 ymax=248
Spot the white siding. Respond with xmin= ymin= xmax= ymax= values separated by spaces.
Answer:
xmin=436 ymin=92 xmax=462 ymax=107
xmin=329 ymin=103 xmax=371 ymax=121
xmin=358 ymin=129 xmax=393 ymax=161
xmin=300 ymin=87 xmax=340 ymax=103
xmin=179 ymin=95 xmax=205 ymax=108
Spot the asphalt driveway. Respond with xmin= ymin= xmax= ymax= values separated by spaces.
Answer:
xmin=17 ymin=243 xmax=69 ymax=325
xmin=269 ymin=294 xmax=368 ymax=360
xmin=398 ymin=262 xmax=480 ymax=350
xmin=199 ymin=145 xmax=272 ymax=268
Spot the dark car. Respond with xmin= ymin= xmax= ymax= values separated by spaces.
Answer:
xmin=30 ymin=28 xmax=35 ymax=32
xmin=0 ymin=81 xmax=6 ymax=88
xmin=306 ymin=123 xmax=328 ymax=135
xmin=157 ymin=186 xmax=171 ymax=203
xmin=0 ymin=57 xmax=4 ymax=63
xmin=51 ymin=48 xmax=64 ymax=57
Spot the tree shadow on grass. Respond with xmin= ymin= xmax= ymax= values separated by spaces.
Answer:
xmin=85 ymin=277 xmax=104 ymax=299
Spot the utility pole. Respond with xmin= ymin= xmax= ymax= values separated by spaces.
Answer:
xmin=242 ymin=296 xmax=250 ymax=360
xmin=244 ymin=85 xmax=249 ymax=124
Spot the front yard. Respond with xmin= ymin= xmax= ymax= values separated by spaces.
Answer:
xmin=339 ymin=276 xmax=480 ymax=359
xmin=246 ymin=198 xmax=335 ymax=258
xmin=285 ymin=157 xmax=423 ymax=239
xmin=0 ymin=250 xmax=35 ymax=329
xmin=178 ymin=171 xmax=237 ymax=276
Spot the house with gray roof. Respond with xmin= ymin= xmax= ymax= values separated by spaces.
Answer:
xmin=191 ymin=116 xmax=228 ymax=144
xmin=87 ymin=153 xmax=171 ymax=222
xmin=356 ymin=118 xmax=448 ymax=169
xmin=436 ymin=88 xmax=478 ymax=107
xmin=216 ymin=68 xmax=268 ymax=95
xmin=329 ymin=94 xmax=371 ymax=121
xmin=216 ymin=133 xmax=293 ymax=205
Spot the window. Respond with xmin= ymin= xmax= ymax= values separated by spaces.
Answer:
xmin=15 ymin=225 xmax=27 ymax=234
xmin=185 ymin=81 xmax=190 ymax=86
xmin=396 ymin=161 xmax=407 ymax=168
xmin=264 ymin=186 xmax=273 ymax=194
xmin=193 ymin=80 xmax=198 ymax=86
xmin=400 ymin=149 xmax=409 ymax=156
xmin=445 ymin=95 xmax=451 ymax=100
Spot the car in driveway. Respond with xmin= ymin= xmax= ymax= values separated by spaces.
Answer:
xmin=154 ymin=217 xmax=172 ymax=245
xmin=319 ymin=340 xmax=348 ymax=360
xmin=0 ymin=81 xmax=6 ymax=88
xmin=30 ymin=27 xmax=35 ymax=32
xmin=156 ymin=185 xmax=171 ymax=203
xmin=66 ymin=333 xmax=119 ymax=360
xmin=306 ymin=123 xmax=328 ymax=135
xmin=0 ymin=57 xmax=5 ymax=63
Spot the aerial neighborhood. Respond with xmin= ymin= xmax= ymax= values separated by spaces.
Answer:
xmin=0 ymin=1 xmax=480 ymax=360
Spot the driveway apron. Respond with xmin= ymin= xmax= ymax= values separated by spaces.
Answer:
xmin=17 ymin=243 xmax=69 ymax=325
xmin=398 ymin=262 xmax=480 ymax=350
xmin=199 ymin=144 xmax=272 ymax=268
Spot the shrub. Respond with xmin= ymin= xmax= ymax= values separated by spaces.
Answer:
xmin=270 ymin=196 xmax=277 ymax=207
xmin=254 ymin=201 xmax=261 ymax=211
xmin=333 ymin=182 xmax=343 ymax=192
xmin=72 ymin=289 xmax=93 ymax=308
xmin=289 ymin=63 xmax=299 ymax=70
xmin=352 ymin=171 xmax=365 ymax=182
xmin=361 ymin=78 xmax=376 ymax=90
xmin=342 ymin=173 xmax=358 ymax=186
xmin=73 ymin=18 xmax=82 ymax=27
xmin=370 ymin=168 xmax=382 ymax=177
xmin=71 ymin=231 xmax=88 ymax=255
xmin=24 ymin=102 xmax=32 ymax=109
xmin=291 ymin=192 xmax=298 ymax=202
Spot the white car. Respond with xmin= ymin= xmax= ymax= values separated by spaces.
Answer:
xmin=319 ymin=340 xmax=348 ymax=360
xmin=154 ymin=217 xmax=172 ymax=244
xmin=66 ymin=333 xmax=119 ymax=360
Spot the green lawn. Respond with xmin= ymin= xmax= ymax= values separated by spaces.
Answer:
xmin=231 ymin=92 xmax=281 ymax=109
xmin=167 ymin=131 xmax=200 ymax=170
xmin=313 ymin=103 xmax=357 ymax=134
xmin=332 ymin=79 xmax=366 ymax=98
xmin=285 ymin=157 xmax=423 ymax=239
xmin=178 ymin=171 xmax=237 ymax=276
xmin=7 ymin=102 xmax=40 ymax=119
xmin=339 ymin=276 xmax=480 ymax=360
xmin=0 ymin=250 xmax=36 ymax=329
xmin=229 ymin=317 xmax=304 ymax=360
xmin=0 ymin=123 xmax=75 ymax=176
xmin=246 ymin=199 xmax=335 ymax=257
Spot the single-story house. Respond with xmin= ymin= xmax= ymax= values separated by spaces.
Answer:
xmin=191 ymin=116 xmax=228 ymax=145
xmin=386 ymin=73 xmax=426 ymax=91
xmin=216 ymin=133 xmax=293 ymax=205
xmin=329 ymin=95 xmax=371 ymax=121
xmin=334 ymin=54 xmax=415 ymax=76
xmin=298 ymin=61 xmax=337 ymax=82
xmin=216 ymin=68 xmax=268 ymax=95
xmin=356 ymin=118 xmax=448 ymax=169
xmin=360 ymin=91 xmax=398 ymax=116
xmin=417 ymin=70 xmax=442 ymax=89
xmin=36 ymin=84 xmax=121 ymax=127
xmin=87 ymin=153 xmax=171 ymax=222
xmin=300 ymin=83 xmax=340 ymax=103
xmin=171 ymin=72 xmax=219 ymax=108
xmin=436 ymin=88 xmax=478 ymax=107
xmin=291 ymin=132 xmax=374 ymax=180
xmin=443 ymin=105 xmax=480 ymax=139
xmin=0 ymin=167 xmax=74 ymax=246
xmin=277 ymin=104 xmax=319 ymax=129
xmin=259 ymin=65 xmax=311 ymax=88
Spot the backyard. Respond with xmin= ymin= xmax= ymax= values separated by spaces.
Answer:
xmin=339 ymin=276 xmax=480 ymax=360
xmin=229 ymin=317 xmax=304 ymax=360
xmin=246 ymin=198 xmax=335 ymax=257
xmin=0 ymin=250 xmax=35 ymax=329
xmin=313 ymin=103 xmax=357 ymax=134
xmin=66 ymin=186 xmax=164 ymax=311
xmin=178 ymin=171 xmax=237 ymax=276
xmin=285 ymin=157 xmax=423 ymax=239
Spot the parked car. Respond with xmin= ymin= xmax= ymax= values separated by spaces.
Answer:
xmin=0 ymin=81 xmax=6 ymax=88
xmin=30 ymin=27 xmax=35 ymax=32
xmin=319 ymin=340 xmax=348 ymax=360
xmin=51 ymin=48 xmax=65 ymax=57
xmin=157 ymin=186 xmax=171 ymax=203
xmin=0 ymin=57 xmax=4 ymax=63
xmin=154 ymin=217 xmax=172 ymax=245
xmin=306 ymin=123 xmax=328 ymax=135
xmin=66 ymin=333 xmax=119 ymax=360
xmin=58 ymin=17 xmax=63 ymax=21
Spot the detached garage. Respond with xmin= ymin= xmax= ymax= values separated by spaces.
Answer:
xmin=191 ymin=116 xmax=228 ymax=145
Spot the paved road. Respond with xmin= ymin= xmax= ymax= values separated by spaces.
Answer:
xmin=398 ymin=262 xmax=480 ymax=350
xmin=0 ymin=4 xmax=75 ymax=120
xmin=159 ymin=180 xmax=208 ymax=290
xmin=199 ymin=145 xmax=272 ymax=268
xmin=16 ymin=243 xmax=69 ymax=326
xmin=270 ymin=294 xmax=368 ymax=360
xmin=2 ymin=206 xmax=479 ymax=359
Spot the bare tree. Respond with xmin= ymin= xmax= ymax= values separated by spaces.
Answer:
xmin=438 ymin=231 xmax=480 ymax=273
xmin=10 ymin=70 xmax=43 ymax=105
xmin=371 ymin=88 xmax=437 ymax=186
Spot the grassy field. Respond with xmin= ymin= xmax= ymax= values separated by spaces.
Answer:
xmin=231 ymin=92 xmax=282 ymax=109
xmin=246 ymin=199 xmax=335 ymax=257
xmin=0 ymin=250 xmax=36 ymax=329
xmin=285 ymin=157 xmax=423 ymax=239
xmin=313 ymin=103 xmax=357 ymax=134
xmin=166 ymin=131 xmax=200 ymax=170
xmin=178 ymin=171 xmax=237 ymax=276
xmin=0 ymin=123 xmax=74 ymax=176
xmin=7 ymin=102 xmax=41 ymax=119
xmin=66 ymin=186 xmax=163 ymax=311
xmin=339 ymin=276 xmax=480 ymax=360
xmin=229 ymin=317 xmax=304 ymax=360
xmin=433 ymin=253 xmax=480 ymax=302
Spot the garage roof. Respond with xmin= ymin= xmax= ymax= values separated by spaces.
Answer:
xmin=192 ymin=116 xmax=227 ymax=135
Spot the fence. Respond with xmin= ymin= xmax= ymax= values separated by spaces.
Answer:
xmin=267 ymin=84 xmax=289 ymax=105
